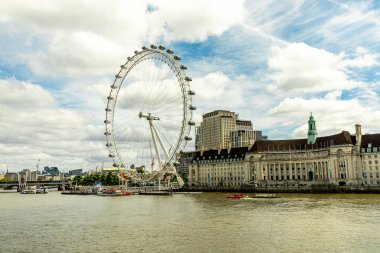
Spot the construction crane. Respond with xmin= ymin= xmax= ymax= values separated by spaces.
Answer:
xmin=36 ymin=158 xmax=40 ymax=172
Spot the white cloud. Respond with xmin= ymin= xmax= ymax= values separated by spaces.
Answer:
xmin=267 ymin=42 xmax=362 ymax=93
xmin=340 ymin=47 xmax=379 ymax=68
xmin=0 ymin=78 xmax=55 ymax=107
xmin=0 ymin=78 xmax=111 ymax=171
xmin=321 ymin=1 xmax=380 ymax=48
xmin=0 ymin=0 xmax=246 ymax=77
xmin=271 ymin=93 xmax=380 ymax=138
xmin=148 ymin=0 xmax=245 ymax=42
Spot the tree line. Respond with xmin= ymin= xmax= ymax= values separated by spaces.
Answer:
xmin=72 ymin=172 xmax=120 ymax=186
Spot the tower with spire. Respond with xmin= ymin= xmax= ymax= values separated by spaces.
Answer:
xmin=308 ymin=112 xmax=317 ymax=144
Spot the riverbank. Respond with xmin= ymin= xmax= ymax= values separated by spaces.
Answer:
xmin=180 ymin=185 xmax=380 ymax=194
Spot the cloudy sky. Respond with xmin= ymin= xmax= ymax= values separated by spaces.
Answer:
xmin=1 ymin=0 xmax=379 ymax=172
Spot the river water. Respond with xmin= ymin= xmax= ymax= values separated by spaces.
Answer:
xmin=1 ymin=190 xmax=380 ymax=253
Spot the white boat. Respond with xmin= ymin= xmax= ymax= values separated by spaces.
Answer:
xmin=20 ymin=186 xmax=37 ymax=194
xmin=36 ymin=187 xmax=48 ymax=194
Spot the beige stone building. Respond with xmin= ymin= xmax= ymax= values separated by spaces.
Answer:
xmin=188 ymin=122 xmax=380 ymax=188
xmin=246 ymin=128 xmax=363 ymax=187
xmin=188 ymin=147 xmax=248 ymax=187
xmin=197 ymin=110 xmax=256 ymax=150
xmin=360 ymin=133 xmax=380 ymax=185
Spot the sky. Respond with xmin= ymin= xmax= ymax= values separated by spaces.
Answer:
xmin=1 ymin=0 xmax=380 ymax=172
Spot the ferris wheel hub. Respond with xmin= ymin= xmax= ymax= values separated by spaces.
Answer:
xmin=138 ymin=112 xmax=160 ymax=120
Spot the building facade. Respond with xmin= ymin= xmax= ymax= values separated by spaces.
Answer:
xmin=188 ymin=122 xmax=380 ymax=188
xmin=360 ymin=133 xmax=380 ymax=185
xmin=245 ymin=127 xmax=362 ymax=187
xmin=200 ymin=110 xmax=238 ymax=150
xmin=188 ymin=147 xmax=248 ymax=187
xmin=197 ymin=110 xmax=260 ymax=150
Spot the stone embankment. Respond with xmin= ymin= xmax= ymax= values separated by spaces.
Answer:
xmin=181 ymin=184 xmax=380 ymax=194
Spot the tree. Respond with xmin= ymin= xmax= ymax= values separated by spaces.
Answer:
xmin=72 ymin=175 xmax=83 ymax=185
xmin=0 ymin=178 xmax=13 ymax=182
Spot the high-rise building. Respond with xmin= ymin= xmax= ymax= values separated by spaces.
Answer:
xmin=195 ymin=126 xmax=201 ymax=151
xmin=230 ymin=120 xmax=254 ymax=148
xmin=200 ymin=110 xmax=238 ymax=150
xmin=197 ymin=110 xmax=263 ymax=150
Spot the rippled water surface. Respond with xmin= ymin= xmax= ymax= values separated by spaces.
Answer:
xmin=1 ymin=191 xmax=380 ymax=253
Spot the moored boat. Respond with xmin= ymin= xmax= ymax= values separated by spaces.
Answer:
xmin=36 ymin=187 xmax=48 ymax=194
xmin=20 ymin=186 xmax=37 ymax=194
xmin=252 ymin=193 xmax=280 ymax=199
xmin=97 ymin=189 xmax=130 ymax=196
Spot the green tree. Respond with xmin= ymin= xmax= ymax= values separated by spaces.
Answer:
xmin=0 ymin=178 xmax=13 ymax=182
xmin=72 ymin=175 xmax=83 ymax=185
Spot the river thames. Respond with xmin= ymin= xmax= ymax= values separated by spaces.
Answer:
xmin=1 ymin=191 xmax=380 ymax=253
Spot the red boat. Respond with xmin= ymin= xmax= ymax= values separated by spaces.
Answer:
xmin=226 ymin=193 xmax=243 ymax=199
xmin=97 ymin=189 xmax=131 ymax=196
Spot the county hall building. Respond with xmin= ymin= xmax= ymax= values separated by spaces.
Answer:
xmin=188 ymin=113 xmax=380 ymax=188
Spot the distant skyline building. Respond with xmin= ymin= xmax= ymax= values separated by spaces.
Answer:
xmin=43 ymin=166 xmax=59 ymax=176
xmin=69 ymin=169 xmax=83 ymax=176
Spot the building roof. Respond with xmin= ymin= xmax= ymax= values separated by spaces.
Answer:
xmin=249 ymin=131 xmax=354 ymax=152
xmin=192 ymin=146 xmax=248 ymax=161
xmin=361 ymin=133 xmax=380 ymax=148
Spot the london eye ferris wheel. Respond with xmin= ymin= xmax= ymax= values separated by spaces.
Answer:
xmin=104 ymin=45 xmax=196 ymax=185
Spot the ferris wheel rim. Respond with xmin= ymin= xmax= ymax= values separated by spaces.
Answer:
xmin=104 ymin=45 xmax=195 ymax=178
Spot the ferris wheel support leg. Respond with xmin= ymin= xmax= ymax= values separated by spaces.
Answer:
xmin=151 ymin=122 xmax=179 ymax=177
xmin=151 ymin=122 xmax=170 ymax=161
xmin=149 ymin=119 xmax=163 ymax=170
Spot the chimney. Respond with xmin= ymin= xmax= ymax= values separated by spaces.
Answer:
xmin=355 ymin=124 xmax=362 ymax=149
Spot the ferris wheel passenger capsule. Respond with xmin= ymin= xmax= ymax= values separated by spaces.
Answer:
xmin=105 ymin=108 xmax=111 ymax=112
xmin=109 ymin=154 xmax=115 ymax=158
xmin=188 ymin=90 xmax=195 ymax=95
xmin=180 ymin=65 xmax=187 ymax=70
xmin=158 ymin=45 xmax=165 ymax=50
xmin=134 ymin=50 xmax=139 ymax=54
xmin=189 ymin=105 xmax=196 ymax=110
xmin=115 ymin=74 xmax=122 ymax=78
xmin=150 ymin=44 xmax=157 ymax=49
xmin=174 ymin=56 xmax=181 ymax=61
xmin=107 ymin=96 xmax=114 ymax=100
xmin=184 ymin=136 xmax=192 ymax=141
xmin=104 ymin=131 xmax=111 ymax=135
xmin=188 ymin=121 xmax=195 ymax=126
xmin=185 ymin=77 xmax=192 ymax=82
xmin=106 ymin=143 xmax=112 ymax=147
xmin=166 ymin=49 xmax=173 ymax=54
xmin=111 ymin=84 xmax=118 ymax=89
xmin=104 ymin=120 xmax=111 ymax=124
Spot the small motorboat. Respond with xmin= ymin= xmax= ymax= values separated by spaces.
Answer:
xmin=226 ymin=193 xmax=243 ymax=199
xmin=97 ymin=189 xmax=130 ymax=196
xmin=20 ymin=186 xmax=37 ymax=194
xmin=36 ymin=187 xmax=48 ymax=194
